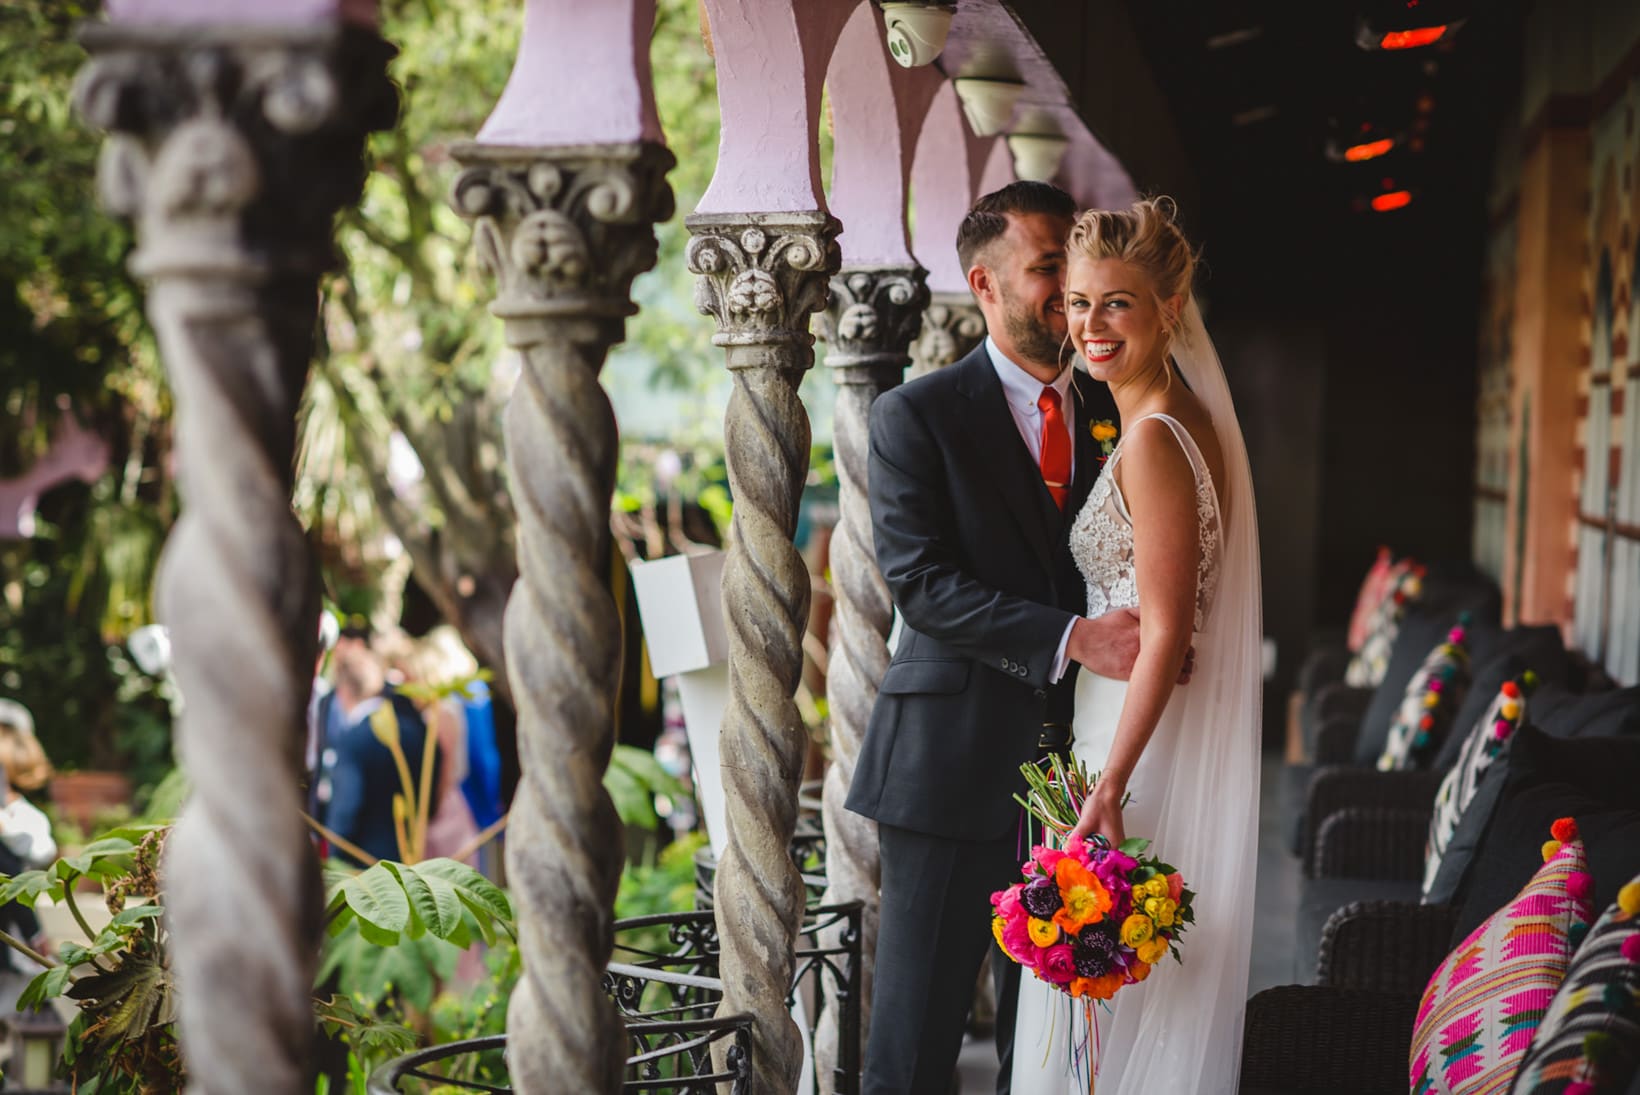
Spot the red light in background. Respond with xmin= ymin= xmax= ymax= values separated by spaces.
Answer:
xmin=1372 ymin=190 xmax=1414 ymax=212
xmin=1381 ymin=25 xmax=1447 ymax=49
xmin=1344 ymin=138 xmax=1395 ymax=162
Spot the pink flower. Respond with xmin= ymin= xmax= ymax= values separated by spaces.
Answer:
xmin=1166 ymin=872 xmax=1184 ymax=903
xmin=1040 ymin=944 xmax=1077 ymax=984
xmin=1033 ymin=845 xmax=1067 ymax=875
xmin=1002 ymin=916 xmax=1035 ymax=967
xmin=992 ymin=887 xmax=1022 ymax=921
xmin=1063 ymin=834 xmax=1087 ymax=861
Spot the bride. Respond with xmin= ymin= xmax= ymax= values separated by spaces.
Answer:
xmin=1010 ymin=199 xmax=1262 ymax=1094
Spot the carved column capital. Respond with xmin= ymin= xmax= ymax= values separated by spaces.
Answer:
xmin=685 ymin=211 xmax=842 ymax=369
xmin=451 ymin=142 xmax=675 ymax=340
xmin=75 ymin=23 xmax=397 ymax=285
xmin=816 ymin=263 xmax=930 ymax=386
xmin=909 ymin=290 xmax=987 ymax=378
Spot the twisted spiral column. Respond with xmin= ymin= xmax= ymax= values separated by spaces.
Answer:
xmin=451 ymin=143 xmax=674 ymax=1095
xmin=812 ymin=265 xmax=928 ymax=1092
xmin=908 ymin=291 xmax=987 ymax=378
xmin=687 ymin=212 xmax=841 ymax=1093
xmin=73 ymin=25 xmax=395 ymax=1092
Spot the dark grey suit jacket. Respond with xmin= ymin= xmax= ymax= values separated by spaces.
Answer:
xmin=845 ymin=342 xmax=1118 ymax=841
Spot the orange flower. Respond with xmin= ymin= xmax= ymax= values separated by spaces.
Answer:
xmin=1051 ymin=857 xmax=1112 ymax=935
xmin=1073 ymin=971 xmax=1125 ymax=1000
xmin=1128 ymin=960 xmax=1152 ymax=983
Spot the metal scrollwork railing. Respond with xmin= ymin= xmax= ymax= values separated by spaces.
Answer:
xmin=367 ymin=898 xmax=861 ymax=1095
xmin=365 ymin=1018 xmax=754 ymax=1095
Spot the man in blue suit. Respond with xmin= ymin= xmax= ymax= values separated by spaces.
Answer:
xmin=311 ymin=627 xmax=436 ymax=865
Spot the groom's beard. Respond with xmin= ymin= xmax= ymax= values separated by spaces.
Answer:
xmin=1001 ymin=295 xmax=1070 ymax=369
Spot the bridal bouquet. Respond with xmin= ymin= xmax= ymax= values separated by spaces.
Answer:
xmin=990 ymin=755 xmax=1195 ymax=1001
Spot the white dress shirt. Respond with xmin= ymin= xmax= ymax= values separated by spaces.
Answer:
xmin=985 ymin=337 xmax=1078 ymax=683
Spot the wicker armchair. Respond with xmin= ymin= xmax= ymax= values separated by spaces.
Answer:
xmin=1240 ymin=985 xmax=1420 ymax=1093
xmin=1314 ymin=899 xmax=1458 ymax=994
xmin=1300 ymin=769 xmax=1442 ymax=876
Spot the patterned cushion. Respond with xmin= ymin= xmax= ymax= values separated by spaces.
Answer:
xmin=1346 ymin=566 xmax=1424 ymax=687
xmin=1410 ymin=827 xmax=1596 ymax=1095
xmin=1509 ymin=875 xmax=1640 ymax=1094
xmin=1380 ymin=622 xmax=1474 ymax=771
xmin=1424 ymin=676 xmax=1534 ymax=897
xmin=1348 ymin=548 xmax=1407 ymax=652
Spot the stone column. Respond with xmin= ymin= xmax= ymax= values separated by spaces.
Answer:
xmin=451 ymin=142 xmax=674 ymax=1095
xmin=909 ymin=290 xmax=987 ymax=378
xmin=73 ymin=23 xmax=394 ymax=1093
xmin=686 ymin=211 xmax=841 ymax=1094
xmin=813 ymin=264 xmax=928 ymax=1092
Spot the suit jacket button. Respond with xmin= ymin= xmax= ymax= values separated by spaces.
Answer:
xmin=999 ymin=657 xmax=1009 ymax=668
xmin=1035 ymin=688 xmax=1047 ymax=699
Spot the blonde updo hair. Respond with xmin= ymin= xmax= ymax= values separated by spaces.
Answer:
xmin=1066 ymin=196 xmax=1198 ymax=355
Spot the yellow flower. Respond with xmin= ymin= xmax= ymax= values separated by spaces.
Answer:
xmin=1120 ymin=914 xmax=1154 ymax=947
xmin=992 ymin=917 xmax=1014 ymax=961
xmin=1500 ymin=700 xmax=1521 ymax=720
xmin=1144 ymin=896 xmax=1163 ymax=919
xmin=1146 ymin=877 xmax=1169 ymax=899
xmin=1027 ymin=917 xmax=1060 ymax=948
xmin=1136 ymin=937 xmax=1169 ymax=964
xmin=1091 ymin=421 xmax=1119 ymax=443
xmin=1156 ymin=899 xmax=1177 ymax=928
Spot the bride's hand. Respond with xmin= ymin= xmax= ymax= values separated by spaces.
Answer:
xmin=1068 ymin=782 xmax=1125 ymax=847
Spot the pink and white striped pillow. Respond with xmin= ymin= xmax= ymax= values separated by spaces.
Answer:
xmin=1410 ymin=823 xmax=1595 ymax=1094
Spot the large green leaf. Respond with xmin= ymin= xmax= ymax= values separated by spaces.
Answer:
xmin=392 ymin=862 xmax=465 ymax=940
xmin=340 ymin=863 xmax=414 ymax=943
xmin=604 ymin=762 xmax=655 ymax=830
xmin=17 ymin=964 xmax=71 ymax=1009
xmin=413 ymin=857 xmax=512 ymax=929
xmin=0 ymin=869 xmax=56 ymax=907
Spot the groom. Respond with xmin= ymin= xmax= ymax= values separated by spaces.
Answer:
xmin=847 ymin=181 xmax=1141 ymax=1093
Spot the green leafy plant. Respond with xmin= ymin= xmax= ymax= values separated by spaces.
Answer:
xmin=0 ymin=826 xmax=513 ymax=1092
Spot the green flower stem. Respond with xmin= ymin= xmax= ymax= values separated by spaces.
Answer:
xmin=0 ymin=925 xmax=58 ymax=971
xmin=61 ymin=880 xmax=98 ymax=943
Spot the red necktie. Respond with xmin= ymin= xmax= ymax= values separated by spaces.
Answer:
xmin=1037 ymin=386 xmax=1071 ymax=510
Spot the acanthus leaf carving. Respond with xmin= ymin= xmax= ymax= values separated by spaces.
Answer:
xmin=685 ymin=212 xmax=841 ymax=361
xmin=451 ymin=142 xmax=675 ymax=328
xmin=910 ymin=290 xmax=987 ymax=377
xmin=816 ymin=264 xmax=930 ymax=384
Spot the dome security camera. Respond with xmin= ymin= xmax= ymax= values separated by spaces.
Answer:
xmin=881 ymin=3 xmax=956 ymax=68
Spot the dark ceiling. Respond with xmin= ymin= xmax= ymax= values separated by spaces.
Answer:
xmin=1022 ymin=0 xmax=1526 ymax=257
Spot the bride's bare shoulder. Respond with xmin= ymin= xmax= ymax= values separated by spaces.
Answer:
xmin=1149 ymin=394 xmax=1226 ymax=510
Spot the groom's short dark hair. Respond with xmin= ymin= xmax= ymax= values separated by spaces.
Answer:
xmin=956 ymin=181 xmax=1076 ymax=273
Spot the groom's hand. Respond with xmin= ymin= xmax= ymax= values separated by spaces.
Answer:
xmin=1067 ymin=609 xmax=1194 ymax=683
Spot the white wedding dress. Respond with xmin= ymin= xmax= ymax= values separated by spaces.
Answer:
xmin=1010 ymin=307 xmax=1262 ymax=1095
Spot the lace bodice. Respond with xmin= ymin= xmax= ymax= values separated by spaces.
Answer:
xmin=1069 ymin=413 xmax=1223 ymax=631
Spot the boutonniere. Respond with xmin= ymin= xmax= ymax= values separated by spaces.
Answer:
xmin=1091 ymin=420 xmax=1118 ymax=467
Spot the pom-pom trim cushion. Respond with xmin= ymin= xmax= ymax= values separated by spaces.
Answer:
xmin=1424 ymin=677 xmax=1533 ymax=897
xmin=1380 ymin=623 xmax=1473 ymax=772
xmin=1346 ymin=566 xmax=1424 ymax=688
xmin=1410 ymin=832 xmax=1595 ymax=1095
xmin=1348 ymin=548 xmax=1406 ymax=653
xmin=1508 ymin=870 xmax=1640 ymax=1094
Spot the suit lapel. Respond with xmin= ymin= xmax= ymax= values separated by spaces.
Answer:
xmin=955 ymin=349 xmax=1057 ymax=572
xmin=1070 ymin=376 xmax=1118 ymax=519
